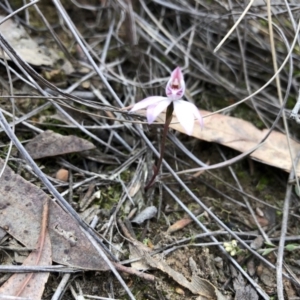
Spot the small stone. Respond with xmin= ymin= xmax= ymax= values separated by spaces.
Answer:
xmin=56 ymin=169 xmax=69 ymax=181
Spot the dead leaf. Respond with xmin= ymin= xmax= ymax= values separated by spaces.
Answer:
xmin=43 ymin=69 xmax=65 ymax=82
xmin=129 ymin=243 xmax=150 ymax=271
xmin=175 ymin=287 xmax=185 ymax=295
xmin=0 ymin=236 xmax=51 ymax=299
xmin=256 ymin=263 xmax=276 ymax=288
xmin=81 ymin=149 xmax=120 ymax=165
xmin=250 ymin=235 xmax=264 ymax=250
xmin=284 ymin=278 xmax=298 ymax=300
xmin=0 ymin=16 xmax=54 ymax=66
xmin=131 ymin=206 xmax=157 ymax=224
xmin=167 ymin=218 xmax=193 ymax=233
xmin=120 ymin=219 xmax=225 ymax=299
xmin=0 ymin=158 xmax=108 ymax=271
xmin=154 ymin=109 xmax=300 ymax=176
xmin=232 ymin=271 xmax=259 ymax=300
xmin=25 ymin=130 xmax=96 ymax=159
xmin=0 ymin=228 xmax=6 ymax=242
xmin=130 ymin=238 xmax=223 ymax=299
xmin=144 ymin=250 xmax=224 ymax=299
xmin=246 ymin=259 xmax=256 ymax=276
xmin=0 ymin=201 xmax=51 ymax=299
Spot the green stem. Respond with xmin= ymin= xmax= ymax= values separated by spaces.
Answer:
xmin=144 ymin=103 xmax=173 ymax=191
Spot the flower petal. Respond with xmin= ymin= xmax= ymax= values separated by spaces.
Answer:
xmin=165 ymin=67 xmax=185 ymax=100
xmin=129 ymin=96 xmax=167 ymax=112
xmin=191 ymin=104 xmax=204 ymax=129
xmin=174 ymin=100 xmax=202 ymax=135
xmin=146 ymin=98 xmax=171 ymax=124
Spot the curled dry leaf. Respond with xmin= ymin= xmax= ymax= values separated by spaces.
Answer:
xmin=131 ymin=206 xmax=157 ymax=224
xmin=167 ymin=218 xmax=193 ymax=233
xmin=25 ymin=130 xmax=96 ymax=159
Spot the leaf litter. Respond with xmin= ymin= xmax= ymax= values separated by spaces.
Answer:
xmin=119 ymin=220 xmax=226 ymax=299
xmin=0 ymin=15 xmax=54 ymax=67
xmin=152 ymin=109 xmax=300 ymax=176
xmin=0 ymin=158 xmax=108 ymax=271
xmin=1 ymin=0 xmax=300 ymax=299
xmin=24 ymin=130 xmax=96 ymax=159
xmin=0 ymin=200 xmax=51 ymax=299
xmin=131 ymin=206 xmax=157 ymax=224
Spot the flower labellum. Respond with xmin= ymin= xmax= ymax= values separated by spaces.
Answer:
xmin=130 ymin=67 xmax=203 ymax=135
xmin=166 ymin=67 xmax=185 ymax=100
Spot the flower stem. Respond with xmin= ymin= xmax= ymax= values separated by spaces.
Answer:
xmin=144 ymin=103 xmax=173 ymax=191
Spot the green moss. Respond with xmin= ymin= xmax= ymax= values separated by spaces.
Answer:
xmin=255 ymin=176 xmax=270 ymax=191
xmin=259 ymin=19 xmax=268 ymax=27
xmin=100 ymin=185 xmax=122 ymax=210
xmin=264 ymin=194 xmax=273 ymax=201
xmin=236 ymin=170 xmax=248 ymax=179
xmin=120 ymin=170 xmax=131 ymax=182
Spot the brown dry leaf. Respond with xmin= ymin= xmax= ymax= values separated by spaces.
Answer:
xmin=25 ymin=130 xmax=96 ymax=159
xmin=167 ymin=218 xmax=193 ymax=233
xmin=119 ymin=220 xmax=225 ymax=299
xmin=0 ymin=201 xmax=51 ymax=299
xmin=144 ymin=250 xmax=225 ymax=299
xmin=175 ymin=287 xmax=185 ymax=295
xmin=0 ymin=237 xmax=51 ymax=299
xmin=159 ymin=109 xmax=300 ymax=176
xmin=0 ymin=16 xmax=54 ymax=66
xmin=0 ymin=158 xmax=108 ymax=271
xmin=232 ymin=271 xmax=259 ymax=300
xmin=256 ymin=263 xmax=276 ymax=288
xmin=284 ymin=278 xmax=298 ymax=299
xmin=131 ymin=239 xmax=223 ymax=299
xmin=129 ymin=243 xmax=150 ymax=271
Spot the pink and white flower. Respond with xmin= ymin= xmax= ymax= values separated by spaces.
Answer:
xmin=130 ymin=67 xmax=203 ymax=135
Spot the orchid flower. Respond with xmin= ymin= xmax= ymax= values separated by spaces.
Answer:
xmin=130 ymin=67 xmax=203 ymax=135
